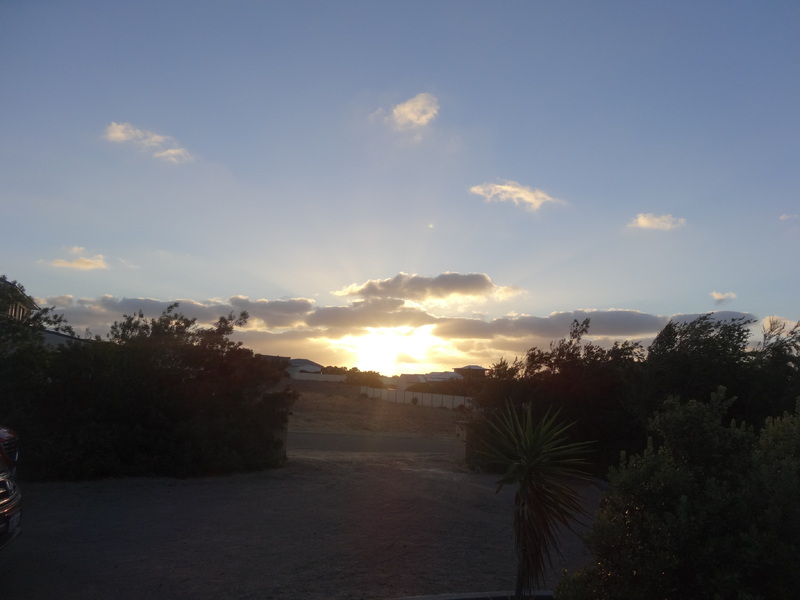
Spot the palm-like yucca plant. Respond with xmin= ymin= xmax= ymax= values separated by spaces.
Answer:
xmin=482 ymin=402 xmax=593 ymax=599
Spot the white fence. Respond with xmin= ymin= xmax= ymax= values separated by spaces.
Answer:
xmin=360 ymin=387 xmax=472 ymax=410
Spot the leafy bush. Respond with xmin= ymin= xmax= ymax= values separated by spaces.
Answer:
xmin=2 ymin=301 xmax=294 ymax=480
xmin=557 ymin=389 xmax=800 ymax=600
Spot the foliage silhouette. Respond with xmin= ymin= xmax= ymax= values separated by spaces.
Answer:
xmin=1 ymin=291 xmax=293 ymax=480
xmin=557 ymin=389 xmax=800 ymax=599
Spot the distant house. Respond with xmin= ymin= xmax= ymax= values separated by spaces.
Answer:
xmin=286 ymin=358 xmax=322 ymax=379
xmin=1 ymin=276 xmax=88 ymax=349
xmin=286 ymin=358 xmax=323 ymax=377
xmin=394 ymin=366 xmax=489 ymax=391
xmin=397 ymin=373 xmax=427 ymax=391
xmin=454 ymin=365 xmax=489 ymax=379
xmin=0 ymin=276 xmax=39 ymax=322
xmin=424 ymin=371 xmax=462 ymax=383
xmin=286 ymin=358 xmax=348 ymax=383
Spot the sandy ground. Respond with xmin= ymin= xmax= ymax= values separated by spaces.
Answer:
xmin=0 ymin=384 xmax=601 ymax=599
xmin=288 ymin=386 xmax=462 ymax=437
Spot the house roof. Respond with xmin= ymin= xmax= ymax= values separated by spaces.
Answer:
xmin=288 ymin=358 xmax=323 ymax=369
xmin=424 ymin=372 xmax=462 ymax=382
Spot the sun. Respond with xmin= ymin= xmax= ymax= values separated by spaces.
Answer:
xmin=334 ymin=325 xmax=449 ymax=376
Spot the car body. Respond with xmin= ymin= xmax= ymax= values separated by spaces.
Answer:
xmin=0 ymin=426 xmax=19 ymax=478
xmin=0 ymin=426 xmax=21 ymax=549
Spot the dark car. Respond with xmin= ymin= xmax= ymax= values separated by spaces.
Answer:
xmin=0 ymin=426 xmax=21 ymax=549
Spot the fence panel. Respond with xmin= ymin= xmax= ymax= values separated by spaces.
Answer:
xmin=359 ymin=387 xmax=472 ymax=409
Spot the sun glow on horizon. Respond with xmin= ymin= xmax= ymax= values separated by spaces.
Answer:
xmin=332 ymin=325 xmax=455 ymax=376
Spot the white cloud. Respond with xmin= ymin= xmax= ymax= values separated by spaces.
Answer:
xmin=628 ymin=213 xmax=686 ymax=230
xmin=469 ymin=180 xmax=562 ymax=212
xmin=711 ymin=291 xmax=737 ymax=304
xmin=105 ymin=122 xmax=168 ymax=147
xmin=46 ymin=255 xmax=109 ymax=270
xmin=41 ymin=246 xmax=110 ymax=270
xmin=779 ymin=214 xmax=798 ymax=221
xmin=104 ymin=121 xmax=194 ymax=163
xmin=388 ymin=93 xmax=439 ymax=129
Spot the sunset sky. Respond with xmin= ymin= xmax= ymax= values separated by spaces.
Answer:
xmin=2 ymin=1 xmax=798 ymax=375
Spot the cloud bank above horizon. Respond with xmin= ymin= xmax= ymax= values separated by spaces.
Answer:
xmin=34 ymin=269 xmax=764 ymax=374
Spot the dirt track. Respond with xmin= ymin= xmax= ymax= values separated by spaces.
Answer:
xmin=0 ymin=386 xmax=601 ymax=599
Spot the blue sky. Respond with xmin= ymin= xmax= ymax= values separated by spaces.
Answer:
xmin=2 ymin=1 xmax=798 ymax=375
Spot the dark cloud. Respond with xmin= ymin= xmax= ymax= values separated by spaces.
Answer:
xmin=546 ymin=310 xmax=667 ymax=337
xmin=432 ymin=309 xmax=756 ymax=341
xmin=229 ymin=296 xmax=314 ymax=327
xmin=432 ymin=318 xmax=497 ymax=340
xmin=40 ymin=291 xmax=761 ymax=371
xmin=335 ymin=272 xmax=503 ymax=300
xmin=306 ymin=298 xmax=437 ymax=330
xmin=40 ymin=295 xmax=236 ymax=338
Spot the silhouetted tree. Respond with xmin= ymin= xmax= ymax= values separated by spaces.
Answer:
xmin=471 ymin=357 xmax=525 ymax=417
xmin=642 ymin=313 xmax=800 ymax=426
xmin=746 ymin=317 xmax=800 ymax=424
xmin=521 ymin=320 xmax=645 ymax=471
xmin=345 ymin=367 xmax=384 ymax=388
xmin=643 ymin=314 xmax=752 ymax=412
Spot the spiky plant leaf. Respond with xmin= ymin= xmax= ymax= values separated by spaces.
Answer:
xmin=481 ymin=402 xmax=593 ymax=597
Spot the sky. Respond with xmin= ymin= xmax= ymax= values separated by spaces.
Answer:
xmin=2 ymin=1 xmax=799 ymax=376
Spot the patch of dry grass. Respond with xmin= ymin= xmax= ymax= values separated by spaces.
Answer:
xmin=289 ymin=391 xmax=462 ymax=437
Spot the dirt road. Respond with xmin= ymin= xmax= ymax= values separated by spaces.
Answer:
xmin=0 ymin=389 xmax=601 ymax=599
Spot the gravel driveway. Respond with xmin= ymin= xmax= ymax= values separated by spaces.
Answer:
xmin=0 ymin=432 xmax=601 ymax=600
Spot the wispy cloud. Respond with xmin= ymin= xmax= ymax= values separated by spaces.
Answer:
xmin=779 ymin=214 xmax=798 ymax=221
xmin=333 ymin=272 xmax=520 ymax=302
xmin=152 ymin=148 xmax=193 ymax=164
xmin=387 ymin=93 xmax=440 ymax=129
xmin=104 ymin=122 xmax=194 ymax=164
xmin=711 ymin=291 xmax=737 ymax=304
xmin=628 ymin=213 xmax=686 ymax=231
xmin=470 ymin=180 xmax=562 ymax=212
